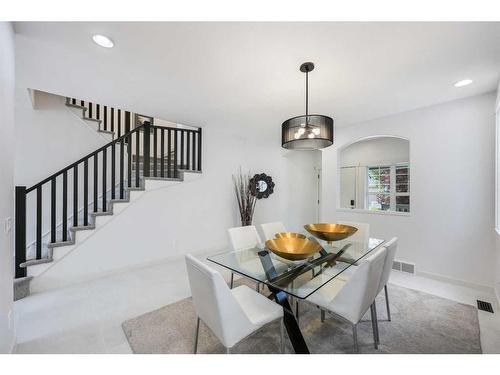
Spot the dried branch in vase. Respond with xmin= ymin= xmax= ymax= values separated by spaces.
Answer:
xmin=232 ymin=168 xmax=257 ymax=226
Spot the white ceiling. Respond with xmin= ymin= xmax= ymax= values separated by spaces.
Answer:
xmin=14 ymin=22 xmax=500 ymax=135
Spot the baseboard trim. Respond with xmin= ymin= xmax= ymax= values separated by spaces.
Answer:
xmin=416 ymin=270 xmax=494 ymax=294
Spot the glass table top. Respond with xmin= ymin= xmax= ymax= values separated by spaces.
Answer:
xmin=208 ymin=237 xmax=385 ymax=299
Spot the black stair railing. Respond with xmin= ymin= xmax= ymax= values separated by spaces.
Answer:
xmin=15 ymin=120 xmax=202 ymax=278
xmin=66 ymin=97 xmax=133 ymax=139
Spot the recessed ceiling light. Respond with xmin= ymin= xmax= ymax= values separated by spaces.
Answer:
xmin=92 ymin=34 xmax=114 ymax=48
xmin=454 ymin=79 xmax=473 ymax=88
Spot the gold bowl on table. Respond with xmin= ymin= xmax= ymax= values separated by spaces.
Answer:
xmin=265 ymin=237 xmax=322 ymax=261
xmin=274 ymin=232 xmax=306 ymax=239
xmin=304 ymin=223 xmax=358 ymax=244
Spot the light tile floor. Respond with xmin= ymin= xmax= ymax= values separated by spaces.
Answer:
xmin=13 ymin=255 xmax=500 ymax=353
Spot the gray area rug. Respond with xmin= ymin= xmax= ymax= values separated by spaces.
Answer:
xmin=122 ymin=283 xmax=481 ymax=354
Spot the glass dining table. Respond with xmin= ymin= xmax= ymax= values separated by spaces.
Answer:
xmin=208 ymin=237 xmax=385 ymax=354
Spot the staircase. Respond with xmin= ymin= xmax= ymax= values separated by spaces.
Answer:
xmin=14 ymin=97 xmax=202 ymax=300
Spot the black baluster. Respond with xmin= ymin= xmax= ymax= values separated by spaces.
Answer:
xmin=197 ymin=128 xmax=202 ymax=171
xmin=135 ymin=128 xmax=140 ymax=187
xmin=89 ymin=102 xmax=93 ymax=118
xmin=174 ymin=130 xmax=178 ymax=177
xmin=94 ymin=153 xmax=98 ymax=212
xmin=96 ymin=104 xmax=100 ymax=121
xmin=51 ymin=178 xmax=56 ymax=243
xmin=153 ymin=127 xmax=157 ymax=177
xmin=80 ymin=100 xmax=84 ymax=107
xmin=160 ymin=129 xmax=165 ymax=178
xmin=143 ymin=122 xmax=150 ymax=178
xmin=102 ymin=149 xmax=107 ymax=212
xmin=127 ymin=134 xmax=132 ymax=188
xmin=118 ymin=109 xmax=122 ymax=138
xmin=167 ymin=129 xmax=172 ymax=178
xmin=104 ymin=106 xmax=108 ymax=131
xmin=111 ymin=108 xmax=115 ymax=134
xmin=120 ymin=138 xmax=125 ymax=199
xmin=180 ymin=130 xmax=184 ymax=169
xmin=72 ymin=98 xmax=76 ymax=105
xmin=186 ymin=131 xmax=191 ymax=171
xmin=192 ymin=131 xmax=196 ymax=170
xmin=125 ymin=111 xmax=131 ymax=133
xmin=62 ymin=170 xmax=68 ymax=241
xmin=84 ymin=160 xmax=88 ymax=226
xmin=111 ymin=143 xmax=115 ymax=199
xmin=36 ymin=186 xmax=42 ymax=259
xmin=73 ymin=165 xmax=78 ymax=227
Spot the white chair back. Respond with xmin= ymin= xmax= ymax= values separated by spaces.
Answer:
xmin=377 ymin=237 xmax=398 ymax=293
xmin=260 ymin=222 xmax=286 ymax=241
xmin=185 ymin=254 xmax=254 ymax=347
xmin=227 ymin=225 xmax=262 ymax=250
xmin=330 ymin=246 xmax=387 ymax=324
xmin=340 ymin=221 xmax=370 ymax=243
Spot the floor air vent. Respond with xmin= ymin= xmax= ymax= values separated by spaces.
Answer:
xmin=477 ymin=300 xmax=494 ymax=313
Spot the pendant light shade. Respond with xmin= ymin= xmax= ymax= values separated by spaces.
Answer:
xmin=281 ymin=62 xmax=334 ymax=150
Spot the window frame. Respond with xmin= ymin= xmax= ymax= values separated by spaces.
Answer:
xmin=366 ymin=163 xmax=410 ymax=213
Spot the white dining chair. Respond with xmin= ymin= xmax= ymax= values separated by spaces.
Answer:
xmin=375 ymin=237 xmax=398 ymax=322
xmin=260 ymin=221 xmax=287 ymax=241
xmin=227 ymin=225 xmax=263 ymax=290
xmin=302 ymin=246 xmax=387 ymax=353
xmin=185 ymin=254 xmax=285 ymax=354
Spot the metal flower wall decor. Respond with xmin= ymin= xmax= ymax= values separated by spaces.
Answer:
xmin=250 ymin=173 xmax=275 ymax=199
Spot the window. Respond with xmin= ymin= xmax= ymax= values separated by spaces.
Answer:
xmin=367 ymin=164 xmax=410 ymax=212
xmin=395 ymin=165 xmax=410 ymax=212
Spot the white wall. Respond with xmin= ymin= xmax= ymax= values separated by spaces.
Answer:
xmin=31 ymin=127 xmax=321 ymax=291
xmin=340 ymin=137 xmax=409 ymax=167
xmin=0 ymin=22 xmax=16 ymax=353
xmin=322 ymin=92 xmax=496 ymax=288
xmin=14 ymin=90 xmax=109 ymax=187
xmin=495 ymin=81 xmax=500 ymax=303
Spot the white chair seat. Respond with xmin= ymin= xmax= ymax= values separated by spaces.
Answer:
xmin=305 ymin=278 xmax=346 ymax=312
xmin=231 ymin=285 xmax=283 ymax=326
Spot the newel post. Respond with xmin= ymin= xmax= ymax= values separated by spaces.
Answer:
xmin=15 ymin=186 xmax=27 ymax=278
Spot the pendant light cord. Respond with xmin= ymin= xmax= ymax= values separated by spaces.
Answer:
xmin=305 ymin=71 xmax=309 ymax=125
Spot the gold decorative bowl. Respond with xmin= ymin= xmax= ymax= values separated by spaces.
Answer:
xmin=304 ymin=223 xmax=358 ymax=243
xmin=274 ymin=232 xmax=306 ymax=239
xmin=265 ymin=237 xmax=322 ymax=261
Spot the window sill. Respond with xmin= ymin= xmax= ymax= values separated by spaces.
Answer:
xmin=336 ymin=208 xmax=411 ymax=217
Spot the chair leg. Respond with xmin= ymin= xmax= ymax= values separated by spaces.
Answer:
xmin=370 ymin=304 xmax=379 ymax=349
xmin=193 ymin=317 xmax=200 ymax=354
xmin=352 ymin=323 xmax=359 ymax=353
xmin=280 ymin=318 xmax=285 ymax=354
xmin=230 ymin=273 xmax=234 ymax=289
xmin=320 ymin=309 xmax=325 ymax=322
xmin=384 ymin=285 xmax=391 ymax=321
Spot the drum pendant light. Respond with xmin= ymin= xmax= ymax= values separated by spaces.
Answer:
xmin=281 ymin=62 xmax=334 ymax=150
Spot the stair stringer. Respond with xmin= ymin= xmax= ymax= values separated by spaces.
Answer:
xmin=65 ymin=102 xmax=114 ymax=141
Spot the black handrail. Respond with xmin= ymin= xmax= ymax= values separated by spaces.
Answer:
xmin=26 ymin=124 xmax=145 ymax=193
xmin=15 ymin=115 xmax=202 ymax=279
